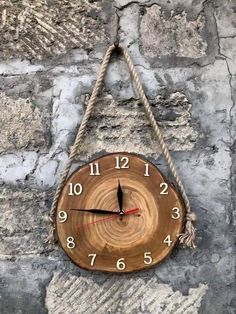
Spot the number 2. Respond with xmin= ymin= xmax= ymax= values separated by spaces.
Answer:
xmin=160 ymin=183 xmax=168 ymax=195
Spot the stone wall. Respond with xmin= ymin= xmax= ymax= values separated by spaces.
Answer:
xmin=0 ymin=1 xmax=235 ymax=313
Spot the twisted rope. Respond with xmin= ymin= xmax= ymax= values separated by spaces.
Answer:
xmin=46 ymin=44 xmax=196 ymax=248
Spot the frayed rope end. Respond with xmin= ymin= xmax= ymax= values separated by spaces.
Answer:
xmin=179 ymin=212 xmax=197 ymax=249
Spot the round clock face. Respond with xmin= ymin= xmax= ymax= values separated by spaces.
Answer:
xmin=56 ymin=152 xmax=185 ymax=273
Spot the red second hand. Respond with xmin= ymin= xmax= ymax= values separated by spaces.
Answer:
xmin=81 ymin=208 xmax=140 ymax=228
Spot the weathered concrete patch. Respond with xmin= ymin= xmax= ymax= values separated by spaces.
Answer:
xmin=0 ymin=152 xmax=38 ymax=183
xmin=214 ymin=0 xmax=236 ymax=37
xmin=45 ymin=271 xmax=208 ymax=314
xmin=32 ymin=152 xmax=68 ymax=189
xmin=0 ymin=186 xmax=49 ymax=255
xmin=0 ymin=257 xmax=56 ymax=314
xmin=0 ymin=92 xmax=48 ymax=153
xmin=0 ymin=0 xmax=111 ymax=60
xmin=78 ymin=92 xmax=198 ymax=160
xmin=140 ymin=4 xmax=207 ymax=58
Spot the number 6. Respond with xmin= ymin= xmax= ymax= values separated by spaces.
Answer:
xmin=116 ymin=258 xmax=126 ymax=270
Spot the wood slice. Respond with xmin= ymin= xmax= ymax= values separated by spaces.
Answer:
xmin=56 ymin=152 xmax=185 ymax=273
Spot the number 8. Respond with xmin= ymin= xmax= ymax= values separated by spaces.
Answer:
xmin=67 ymin=237 xmax=75 ymax=249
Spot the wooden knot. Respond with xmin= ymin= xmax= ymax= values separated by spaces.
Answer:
xmin=186 ymin=212 xmax=197 ymax=222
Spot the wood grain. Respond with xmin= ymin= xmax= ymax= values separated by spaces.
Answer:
xmin=56 ymin=153 xmax=185 ymax=273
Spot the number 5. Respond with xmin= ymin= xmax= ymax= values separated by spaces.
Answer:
xmin=144 ymin=252 xmax=153 ymax=265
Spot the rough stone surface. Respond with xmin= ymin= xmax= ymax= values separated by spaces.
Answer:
xmin=0 ymin=0 xmax=113 ymax=60
xmin=0 ymin=186 xmax=50 ymax=255
xmin=0 ymin=1 xmax=235 ymax=314
xmin=140 ymin=5 xmax=207 ymax=58
xmin=0 ymin=92 xmax=48 ymax=153
xmin=79 ymin=92 xmax=198 ymax=159
xmin=46 ymin=271 xmax=208 ymax=314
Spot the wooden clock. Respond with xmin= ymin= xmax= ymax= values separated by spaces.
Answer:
xmin=56 ymin=152 xmax=185 ymax=273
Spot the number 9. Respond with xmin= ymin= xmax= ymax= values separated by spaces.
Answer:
xmin=58 ymin=211 xmax=67 ymax=223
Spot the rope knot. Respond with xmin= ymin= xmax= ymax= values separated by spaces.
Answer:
xmin=179 ymin=211 xmax=197 ymax=249
xmin=186 ymin=212 xmax=197 ymax=222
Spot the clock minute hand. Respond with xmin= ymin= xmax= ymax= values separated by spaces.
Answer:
xmin=117 ymin=180 xmax=124 ymax=215
xmin=71 ymin=208 xmax=120 ymax=215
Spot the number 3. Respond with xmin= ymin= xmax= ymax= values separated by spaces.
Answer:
xmin=171 ymin=207 xmax=180 ymax=219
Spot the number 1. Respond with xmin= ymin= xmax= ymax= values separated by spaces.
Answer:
xmin=144 ymin=163 xmax=150 ymax=177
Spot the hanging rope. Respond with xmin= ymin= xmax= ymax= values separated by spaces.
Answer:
xmin=46 ymin=44 xmax=196 ymax=249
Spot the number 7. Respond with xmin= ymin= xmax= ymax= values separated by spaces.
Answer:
xmin=88 ymin=254 xmax=97 ymax=266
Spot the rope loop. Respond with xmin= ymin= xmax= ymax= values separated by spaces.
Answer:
xmin=47 ymin=44 xmax=197 ymax=248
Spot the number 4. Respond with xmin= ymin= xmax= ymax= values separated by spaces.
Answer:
xmin=163 ymin=235 xmax=173 ymax=247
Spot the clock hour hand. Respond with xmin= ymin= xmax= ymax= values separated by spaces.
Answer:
xmin=117 ymin=180 xmax=124 ymax=215
xmin=71 ymin=208 xmax=120 ymax=215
